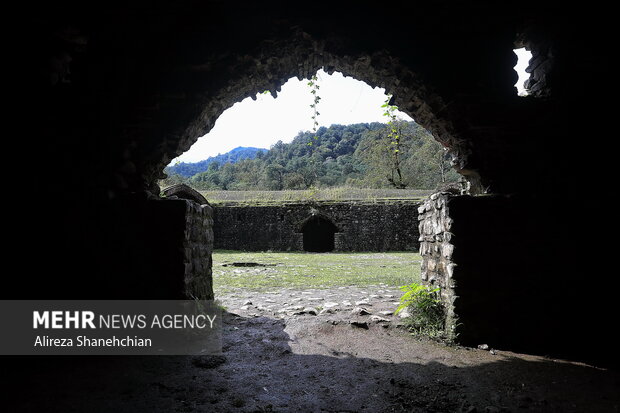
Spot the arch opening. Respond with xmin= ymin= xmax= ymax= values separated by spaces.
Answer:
xmin=301 ymin=215 xmax=338 ymax=252
xmin=150 ymin=29 xmax=478 ymax=195
xmin=162 ymin=65 xmax=461 ymax=195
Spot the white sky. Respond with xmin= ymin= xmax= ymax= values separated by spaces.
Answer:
xmin=173 ymin=55 xmax=532 ymax=164
xmin=171 ymin=69 xmax=412 ymax=164
xmin=513 ymin=47 xmax=532 ymax=96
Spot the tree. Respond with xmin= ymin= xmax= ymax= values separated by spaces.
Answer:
xmin=262 ymin=164 xmax=285 ymax=190
xmin=381 ymin=97 xmax=408 ymax=188
xmin=402 ymin=132 xmax=460 ymax=189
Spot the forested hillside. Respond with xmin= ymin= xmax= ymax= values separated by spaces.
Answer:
xmin=161 ymin=122 xmax=460 ymax=190
xmin=166 ymin=146 xmax=268 ymax=178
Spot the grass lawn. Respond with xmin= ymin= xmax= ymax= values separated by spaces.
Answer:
xmin=212 ymin=250 xmax=421 ymax=293
xmin=201 ymin=188 xmax=432 ymax=205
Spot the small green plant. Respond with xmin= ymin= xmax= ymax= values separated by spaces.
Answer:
xmin=214 ymin=299 xmax=228 ymax=312
xmin=301 ymin=186 xmax=319 ymax=202
xmin=396 ymin=282 xmax=445 ymax=339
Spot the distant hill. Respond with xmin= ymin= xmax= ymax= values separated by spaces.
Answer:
xmin=161 ymin=122 xmax=460 ymax=190
xmin=165 ymin=146 xmax=268 ymax=178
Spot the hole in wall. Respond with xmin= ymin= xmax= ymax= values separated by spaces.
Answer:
xmin=301 ymin=215 xmax=338 ymax=252
xmin=513 ymin=47 xmax=533 ymax=96
xmin=166 ymin=66 xmax=458 ymax=308
xmin=160 ymin=53 xmax=480 ymax=372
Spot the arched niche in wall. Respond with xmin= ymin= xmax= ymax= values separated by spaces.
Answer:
xmin=299 ymin=214 xmax=339 ymax=252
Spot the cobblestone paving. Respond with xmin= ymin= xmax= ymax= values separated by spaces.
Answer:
xmin=217 ymin=284 xmax=408 ymax=328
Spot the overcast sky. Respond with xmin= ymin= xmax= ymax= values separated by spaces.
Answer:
xmin=172 ymin=51 xmax=531 ymax=164
xmin=171 ymin=69 xmax=412 ymax=164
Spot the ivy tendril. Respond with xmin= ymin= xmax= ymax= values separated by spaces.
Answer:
xmin=307 ymin=74 xmax=321 ymax=146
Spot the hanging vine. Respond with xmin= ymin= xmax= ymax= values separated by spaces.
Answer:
xmin=307 ymin=74 xmax=321 ymax=146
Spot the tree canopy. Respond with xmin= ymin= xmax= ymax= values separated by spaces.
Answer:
xmin=161 ymin=122 xmax=460 ymax=191
xmin=166 ymin=146 xmax=268 ymax=178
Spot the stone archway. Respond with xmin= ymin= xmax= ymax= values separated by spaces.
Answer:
xmin=301 ymin=215 xmax=338 ymax=252
xmin=24 ymin=1 xmax=613 ymax=366
xmin=146 ymin=28 xmax=478 ymax=196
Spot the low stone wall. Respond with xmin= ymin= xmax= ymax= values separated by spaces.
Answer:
xmin=142 ymin=198 xmax=214 ymax=300
xmin=212 ymin=200 xmax=420 ymax=252
xmin=182 ymin=201 xmax=214 ymax=300
xmin=418 ymin=193 xmax=575 ymax=358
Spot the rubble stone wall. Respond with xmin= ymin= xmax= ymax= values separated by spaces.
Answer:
xmin=183 ymin=200 xmax=214 ymax=300
xmin=140 ymin=199 xmax=214 ymax=300
xmin=418 ymin=193 xmax=575 ymax=358
xmin=417 ymin=192 xmax=458 ymax=339
xmin=213 ymin=200 xmax=420 ymax=252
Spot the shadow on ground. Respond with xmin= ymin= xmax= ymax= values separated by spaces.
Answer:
xmin=3 ymin=311 xmax=619 ymax=412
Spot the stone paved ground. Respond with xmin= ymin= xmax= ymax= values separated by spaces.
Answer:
xmin=217 ymin=284 xmax=407 ymax=328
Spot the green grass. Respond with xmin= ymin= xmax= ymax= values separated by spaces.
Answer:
xmin=212 ymin=250 xmax=421 ymax=293
xmin=201 ymin=188 xmax=432 ymax=205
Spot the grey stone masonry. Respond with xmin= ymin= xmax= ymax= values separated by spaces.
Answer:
xmin=417 ymin=192 xmax=458 ymax=340
xmin=212 ymin=200 xmax=420 ymax=252
xmin=183 ymin=200 xmax=214 ymax=300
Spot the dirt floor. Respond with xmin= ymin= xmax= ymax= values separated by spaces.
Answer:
xmin=3 ymin=286 xmax=619 ymax=412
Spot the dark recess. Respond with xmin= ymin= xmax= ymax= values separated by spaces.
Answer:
xmin=302 ymin=215 xmax=338 ymax=252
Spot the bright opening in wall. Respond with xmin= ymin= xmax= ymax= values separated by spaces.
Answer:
xmin=162 ymin=68 xmax=461 ymax=192
xmin=513 ymin=48 xmax=533 ymax=96
xmin=171 ymin=69 xmax=412 ymax=165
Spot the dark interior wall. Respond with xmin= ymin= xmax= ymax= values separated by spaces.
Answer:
xmin=419 ymin=189 xmax=614 ymax=367
xmin=10 ymin=1 xmax=615 ymax=363
xmin=447 ymin=195 xmax=557 ymax=350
